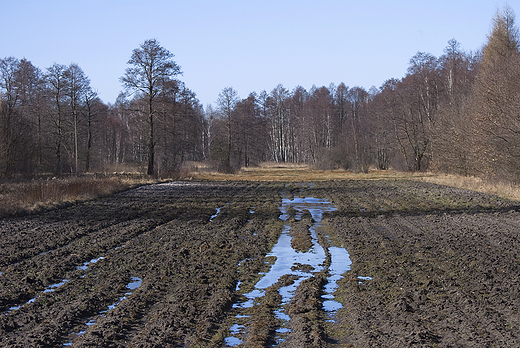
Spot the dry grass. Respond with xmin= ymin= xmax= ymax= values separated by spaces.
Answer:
xmin=2 ymin=163 xmax=520 ymax=219
xmin=412 ymin=172 xmax=520 ymax=201
xmin=0 ymin=174 xmax=161 ymax=218
xmin=190 ymin=164 xmax=410 ymax=182
xmin=190 ymin=163 xmax=520 ymax=202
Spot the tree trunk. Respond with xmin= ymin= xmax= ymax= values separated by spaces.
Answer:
xmin=86 ymin=116 xmax=92 ymax=172
xmin=74 ymin=106 xmax=78 ymax=173
xmin=147 ymin=96 xmax=155 ymax=175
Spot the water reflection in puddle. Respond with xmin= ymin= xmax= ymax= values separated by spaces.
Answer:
xmin=4 ymin=278 xmax=70 ymax=315
xmin=210 ymin=203 xmax=229 ymax=222
xmin=358 ymin=276 xmax=373 ymax=284
xmin=5 ymin=252 xmax=114 ymax=315
xmin=126 ymin=277 xmax=142 ymax=292
xmin=43 ymin=279 xmax=70 ymax=293
xmin=224 ymin=336 xmax=242 ymax=347
xmin=99 ymin=277 xmax=142 ymax=316
xmin=39 ymin=249 xmax=55 ymax=256
xmin=77 ymin=256 xmax=105 ymax=271
xmin=322 ymin=246 xmax=351 ymax=313
xmin=226 ymin=190 xmax=351 ymax=346
xmin=209 ymin=207 xmax=222 ymax=221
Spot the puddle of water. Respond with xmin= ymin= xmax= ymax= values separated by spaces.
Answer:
xmin=230 ymin=323 xmax=244 ymax=331
xmin=276 ymin=327 xmax=291 ymax=333
xmin=63 ymin=321 xmax=95 ymax=346
xmin=233 ymin=288 xmax=266 ymax=310
xmin=125 ymin=277 xmax=142 ymax=293
xmin=224 ymin=336 xmax=242 ymax=346
xmin=4 ymin=278 xmax=71 ymax=315
xmin=279 ymin=196 xmax=337 ymax=222
xmin=100 ymin=277 xmax=143 ymax=316
xmin=77 ymin=256 xmax=105 ymax=271
xmin=358 ymin=276 xmax=373 ymax=284
xmin=226 ymin=193 xmax=345 ymax=346
xmin=253 ymin=225 xmax=326 ymax=290
xmin=7 ymin=304 xmax=23 ymax=312
xmin=100 ymin=296 xmax=126 ymax=315
xmin=63 ymin=277 xmax=143 ymax=346
xmin=39 ymin=249 xmax=55 ymax=256
xmin=322 ymin=246 xmax=352 ymax=312
xmin=209 ymin=207 xmax=222 ymax=221
xmin=5 ymin=296 xmax=37 ymax=314
xmin=43 ymin=279 xmax=70 ymax=293
xmin=210 ymin=203 xmax=230 ymax=222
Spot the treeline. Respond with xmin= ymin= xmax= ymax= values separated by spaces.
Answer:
xmin=0 ymin=51 xmax=204 ymax=177
xmin=1 ymin=6 xmax=520 ymax=181
xmin=209 ymin=6 xmax=520 ymax=180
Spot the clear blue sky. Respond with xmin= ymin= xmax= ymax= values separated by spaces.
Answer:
xmin=0 ymin=0 xmax=509 ymax=108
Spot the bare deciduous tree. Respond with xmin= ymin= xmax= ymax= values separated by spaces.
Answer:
xmin=216 ymin=87 xmax=239 ymax=173
xmin=120 ymin=39 xmax=181 ymax=175
xmin=470 ymin=5 xmax=520 ymax=179
xmin=46 ymin=63 xmax=68 ymax=174
xmin=64 ymin=63 xmax=90 ymax=173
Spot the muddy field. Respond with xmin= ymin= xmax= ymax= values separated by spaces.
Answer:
xmin=1 ymin=179 xmax=520 ymax=347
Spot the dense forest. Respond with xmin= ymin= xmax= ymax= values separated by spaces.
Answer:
xmin=1 ymin=7 xmax=519 ymax=180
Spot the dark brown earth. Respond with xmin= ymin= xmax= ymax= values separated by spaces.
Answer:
xmin=1 ymin=179 xmax=519 ymax=347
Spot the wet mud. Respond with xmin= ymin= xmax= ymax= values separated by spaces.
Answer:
xmin=0 ymin=179 xmax=519 ymax=347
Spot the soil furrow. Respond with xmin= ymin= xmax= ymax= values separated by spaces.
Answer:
xmin=1 ymin=179 xmax=519 ymax=347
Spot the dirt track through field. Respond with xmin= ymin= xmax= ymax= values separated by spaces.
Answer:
xmin=1 ymin=179 xmax=520 ymax=347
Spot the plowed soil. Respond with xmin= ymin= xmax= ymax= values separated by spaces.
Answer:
xmin=1 ymin=179 xmax=520 ymax=347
